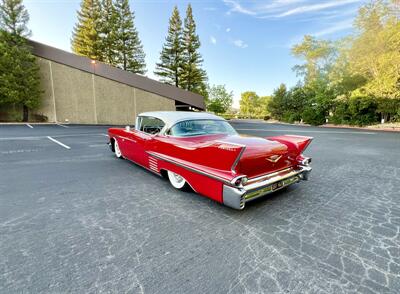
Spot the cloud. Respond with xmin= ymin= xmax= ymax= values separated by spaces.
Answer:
xmin=223 ymin=0 xmax=362 ymax=19
xmin=233 ymin=39 xmax=248 ymax=48
xmin=226 ymin=27 xmax=231 ymax=33
xmin=210 ymin=36 xmax=217 ymax=44
xmin=276 ymin=0 xmax=362 ymax=17
xmin=286 ymin=18 xmax=354 ymax=48
xmin=312 ymin=19 xmax=354 ymax=37
xmin=223 ymin=0 xmax=256 ymax=15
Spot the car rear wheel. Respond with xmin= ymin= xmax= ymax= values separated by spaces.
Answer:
xmin=167 ymin=171 xmax=187 ymax=190
xmin=114 ymin=140 xmax=123 ymax=159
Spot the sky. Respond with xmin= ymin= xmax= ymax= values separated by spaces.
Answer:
xmin=25 ymin=0 xmax=368 ymax=107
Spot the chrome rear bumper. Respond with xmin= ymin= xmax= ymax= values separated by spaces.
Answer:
xmin=223 ymin=165 xmax=312 ymax=210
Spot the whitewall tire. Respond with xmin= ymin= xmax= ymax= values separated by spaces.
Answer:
xmin=114 ymin=139 xmax=123 ymax=159
xmin=167 ymin=171 xmax=187 ymax=190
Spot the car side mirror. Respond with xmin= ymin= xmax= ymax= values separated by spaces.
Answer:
xmin=125 ymin=126 xmax=130 ymax=132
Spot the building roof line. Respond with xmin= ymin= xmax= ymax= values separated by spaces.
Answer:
xmin=29 ymin=40 xmax=205 ymax=110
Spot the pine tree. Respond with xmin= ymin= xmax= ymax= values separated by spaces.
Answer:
xmin=114 ymin=0 xmax=146 ymax=74
xmin=98 ymin=0 xmax=118 ymax=65
xmin=71 ymin=0 xmax=102 ymax=60
xmin=0 ymin=0 xmax=41 ymax=122
xmin=155 ymin=6 xmax=183 ymax=87
xmin=181 ymin=4 xmax=207 ymax=94
xmin=0 ymin=0 xmax=29 ymax=37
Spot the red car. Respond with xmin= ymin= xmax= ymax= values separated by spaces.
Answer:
xmin=108 ymin=111 xmax=312 ymax=210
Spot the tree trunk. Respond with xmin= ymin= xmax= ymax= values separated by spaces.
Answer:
xmin=23 ymin=105 xmax=29 ymax=122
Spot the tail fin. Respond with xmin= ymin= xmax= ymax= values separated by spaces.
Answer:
xmin=267 ymin=135 xmax=313 ymax=154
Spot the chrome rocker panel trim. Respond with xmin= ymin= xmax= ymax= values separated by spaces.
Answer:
xmin=223 ymin=165 xmax=312 ymax=210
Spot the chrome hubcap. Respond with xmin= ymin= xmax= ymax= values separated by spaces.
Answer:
xmin=173 ymin=173 xmax=183 ymax=183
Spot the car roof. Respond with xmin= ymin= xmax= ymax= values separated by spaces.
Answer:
xmin=138 ymin=111 xmax=225 ymax=128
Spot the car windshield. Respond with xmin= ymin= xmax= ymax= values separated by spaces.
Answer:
xmin=168 ymin=119 xmax=237 ymax=137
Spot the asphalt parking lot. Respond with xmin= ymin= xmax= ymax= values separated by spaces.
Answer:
xmin=1 ymin=121 xmax=399 ymax=293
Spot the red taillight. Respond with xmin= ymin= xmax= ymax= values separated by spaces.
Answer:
xmin=233 ymin=176 xmax=248 ymax=187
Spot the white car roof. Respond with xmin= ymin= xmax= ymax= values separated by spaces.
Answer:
xmin=138 ymin=111 xmax=225 ymax=128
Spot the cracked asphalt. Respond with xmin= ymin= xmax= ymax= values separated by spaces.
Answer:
xmin=0 ymin=121 xmax=399 ymax=293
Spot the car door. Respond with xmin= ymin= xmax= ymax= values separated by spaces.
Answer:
xmin=117 ymin=128 xmax=139 ymax=161
xmin=129 ymin=130 xmax=152 ymax=166
xmin=130 ymin=116 xmax=165 ymax=167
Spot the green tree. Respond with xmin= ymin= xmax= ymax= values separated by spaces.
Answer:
xmin=256 ymin=96 xmax=272 ymax=117
xmin=348 ymin=0 xmax=400 ymax=121
xmin=271 ymin=0 xmax=400 ymax=125
xmin=292 ymin=35 xmax=336 ymax=85
xmin=71 ymin=0 xmax=102 ymax=60
xmin=206 ymin=84 xmax=233 ymax=113
xmin=155 ymin=6 xmax=183 ymax=87
xmin=98 ymin=0 xmax=118 ymax=65
xmin=0 ymin=0 xmax=41 ymax=122
xmin=290 ymin=35 xmax=338 ymax=125
xmin=328 ymin=38 xmax=366 ymax=98
xmin=0 ymin=0 xmax=29 ymax=36
xmin=268 ymin=84 xmax=288 ymax=120
xmin=240 ymin=91 xmax=260 ymax=117
xmin=302 ymin=79 xmax=334 ymax=125
xmin=114 ymin=0 xmax=146 ymax=74
xmin=181 ymin=4 xmax=207 ymax=94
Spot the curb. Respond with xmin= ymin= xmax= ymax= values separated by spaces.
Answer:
xmin=321 ymin=124 xmax=400 ymax=133
xmin=0 ymin=122 xmax=58 ymax=125
xmin=228 ymin=119 xmax=400 ymax=133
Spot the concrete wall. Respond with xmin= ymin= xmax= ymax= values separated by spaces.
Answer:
xmin=31 ymin=57 xmax=176 ymax=125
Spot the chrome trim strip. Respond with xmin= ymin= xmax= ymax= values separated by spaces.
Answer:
xmin=301 ymin=137 xmax=313 ymax=152
xmin=246 ymin=167 xmax=293 ymax=184
xmin=115 ymin=135 xmax=137 ymax=143
xmin=146 ymin=151 xmax=232 ymax=185
xmin=122 ymin=156 xmax=162 ymax=177
xmin=230 ymin=146 xmax=246 ymax=174
xmin=222 ymin=165 xmax=312 ymax=210
xmin=244 ymin=175 xmax=301 ymax=202
xmin=216 ymin=141 xmax=246 ymax=147
xmin=244 ymin=166 xmax=312 ymax=192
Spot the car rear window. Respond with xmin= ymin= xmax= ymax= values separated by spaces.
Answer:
xmin=168 ymin=120 xmax=237 ymax=137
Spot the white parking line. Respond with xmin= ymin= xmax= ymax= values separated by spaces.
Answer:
xmin=47 ymin=136 xmax=71 ymax=149
xmin=56 ymin=123 xmax=69 ymax=128
xmin=26 ymin=124 xmax=33 ymax=129
xmin=0 ymin=133 xmax=105 ymax=141
xmin=101 ymin=133 xmax=109 ymax=137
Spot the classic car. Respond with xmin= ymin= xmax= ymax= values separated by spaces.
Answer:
xmin=108 ymin=111 xmax=312 ymax=210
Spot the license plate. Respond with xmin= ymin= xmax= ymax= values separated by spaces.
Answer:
xmin=271 ymin=181 xmax=284 ymax=191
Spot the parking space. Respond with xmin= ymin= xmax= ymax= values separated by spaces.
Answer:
xmin=1 ymin=122 xmax=400 ymax=293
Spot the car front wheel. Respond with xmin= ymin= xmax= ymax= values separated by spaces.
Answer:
xmin=167 ymin=171 xmax=188 ymax=190
xmin=114 ymin=139 xmax=123 ymax=159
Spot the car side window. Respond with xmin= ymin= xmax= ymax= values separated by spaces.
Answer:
xmin=139 ymin=116 xmax=165 ymax=135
